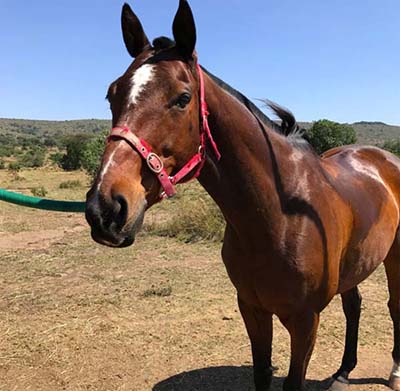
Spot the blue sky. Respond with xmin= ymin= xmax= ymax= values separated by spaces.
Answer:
xmin=1 ymin=0 xmax=399 ymax=124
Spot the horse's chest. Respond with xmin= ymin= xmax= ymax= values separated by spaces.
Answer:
xmin=221 ymin=220 xmax=331 ymax=313
xmin=222 ymin=250 xmax=318 ymax=314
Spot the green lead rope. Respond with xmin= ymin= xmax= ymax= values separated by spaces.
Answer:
xmin=0 ymin=189 xmax=86 ymax=213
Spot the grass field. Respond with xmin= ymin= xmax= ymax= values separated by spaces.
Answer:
xmin=0 ymin=168 xmax=395 ymax=390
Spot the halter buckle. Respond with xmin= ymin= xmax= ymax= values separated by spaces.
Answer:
xmin=146 ymin=153 xmax=164 ymax=174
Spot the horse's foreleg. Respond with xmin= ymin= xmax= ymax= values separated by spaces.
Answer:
xmin=238 ymin=296 xmax=273 ymax=391
xmin=384 ymin=233 xmax=400 ymax=391
xmin=280 ymin=309 xmax=319 ymax=391
xmin=329 ymin=286 xmax=362 ymax=391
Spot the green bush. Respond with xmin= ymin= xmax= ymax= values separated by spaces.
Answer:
xmin=43 ymin=137 xmax=57 ymax=147
xmin=8 ymin=162 xmax=21 ymax=171
xmin=59 ymin=180 xmax=82 ymax=189
xmin=306 ymin=120 xmax=357 ymax=154
xmin=19 ymin=147 xmax=46 ymax=168
xmin=31 ymin=186 xmax=47 ymax=197
xmin=50 ymin=152 xmax=63 ymax=166
xmin=382 ymin=139 xmax=400 ymax=157
xmin=142 ymin=285 xmax=172 ymax=298
xmin=0 ymin=159 xmax=5 ymax=169
xmin=0 ymin=145 xmax=15 ymax=158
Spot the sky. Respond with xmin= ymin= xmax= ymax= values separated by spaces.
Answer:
xmin=0 ymin=0 xmax=399 ymax=124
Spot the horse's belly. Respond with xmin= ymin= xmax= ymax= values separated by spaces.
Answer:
xmin=338 ymin=233 xmax=395 ymax=293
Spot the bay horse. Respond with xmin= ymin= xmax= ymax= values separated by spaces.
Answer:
xmin=85 ymin=1 xmax=400 ymax=390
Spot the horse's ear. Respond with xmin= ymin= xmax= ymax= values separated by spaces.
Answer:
xmin=172 ymin=0 xmax=197 ymax=58
xmin=121 ymin=3 xmax=151 ymax=58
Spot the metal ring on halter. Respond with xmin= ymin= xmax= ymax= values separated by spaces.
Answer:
xmin=146 ymin=153 xmax=164 ymax=174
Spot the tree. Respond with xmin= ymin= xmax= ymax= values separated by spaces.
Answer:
xmin=81 ymin=131 xmax=108 ymax=178
xmin=59 ymin=134 xmax=93 ymax=171
xmin=306 ymin=120 xmax=357 ymax=155
xmin=382 ymin=139 xmax=400 ymax=157
xmin=57 ymin=132 xmax=107 ymax=177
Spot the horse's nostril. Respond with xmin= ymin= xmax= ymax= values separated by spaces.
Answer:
xmin=113 ymin=194 xmax=128 ymax=228
xmin=85 ymin=200 xmax=101 ymax=228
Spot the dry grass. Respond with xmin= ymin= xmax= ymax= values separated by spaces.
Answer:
xmin=146 ymin=184 xmax=225 ymax=243
xmin=0 ymin=168 xmax=395 ymax=391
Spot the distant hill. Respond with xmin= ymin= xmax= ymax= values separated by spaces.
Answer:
xmin=350 ymin=121 xmax=400 ymax=144
xmin=297 ymin=121 xmax=400 ymax=145
xmin=0 ymin=118 xmax=398 ymax=145
xmin=0 ymin=118 xmax=110 ymax=140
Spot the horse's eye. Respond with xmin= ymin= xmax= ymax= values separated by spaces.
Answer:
xmin=175 ymin=93 xmax=191 ymax=109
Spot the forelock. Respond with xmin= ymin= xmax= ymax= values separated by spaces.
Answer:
xmin=152 ymin=36 xmax=175 ymax=53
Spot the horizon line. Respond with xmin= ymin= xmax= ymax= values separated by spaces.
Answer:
xmin=0 ymin=116 xmax=399 ymax=127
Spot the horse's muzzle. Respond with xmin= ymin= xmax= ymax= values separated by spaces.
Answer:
xmin=85 ymin=189 xmax=145 ymax=248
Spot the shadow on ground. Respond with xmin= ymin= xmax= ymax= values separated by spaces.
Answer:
xmin=153 ymin=366 xmax=388 ymax=391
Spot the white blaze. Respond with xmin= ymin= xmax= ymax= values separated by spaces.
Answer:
xmin=97 ymin=143 xmax=123 ymax=190
xmin=129 ymin=64 xmax=156 ymax=105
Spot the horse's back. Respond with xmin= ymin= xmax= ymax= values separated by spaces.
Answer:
xmin=321 ymin=145 xmax=400 ymax=292
xmin=321 ymin=144 xmax=400 ymax=210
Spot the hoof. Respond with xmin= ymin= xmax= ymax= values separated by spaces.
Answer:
xmin=254 ymin=367 xmax=273 ymax=391
xmin=389 ymin=375 xmax=400 ymax=391
xmin=328 ymin=377 xmax=349 ymax=391
xmin=271 ymin=365 xmax=279 ymax=373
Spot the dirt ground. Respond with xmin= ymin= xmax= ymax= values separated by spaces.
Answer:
xmin=0 ymin=168 xmax=395 ymax=390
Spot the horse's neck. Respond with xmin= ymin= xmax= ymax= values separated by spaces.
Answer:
xmin=198 ymin=73 xmax=315 ymax=235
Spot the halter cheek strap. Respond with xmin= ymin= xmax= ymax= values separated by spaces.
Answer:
xmin=108 ymin=126 xmax=176 ymax=197
xmin=107 ymin=63 xmax=221 ymax=200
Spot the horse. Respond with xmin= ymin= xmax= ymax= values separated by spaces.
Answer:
xmin=85 ymin=1 xmax=400 ymax=390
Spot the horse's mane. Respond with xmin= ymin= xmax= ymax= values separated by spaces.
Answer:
xmin=152 ymin=37 xmax=309 ymax=147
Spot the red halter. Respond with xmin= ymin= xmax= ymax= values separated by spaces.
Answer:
xmin=107 ymin=63 xmax=221 ymax=199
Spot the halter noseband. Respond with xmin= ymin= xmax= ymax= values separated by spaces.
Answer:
xmin=107 ymin=63 xmax=221 ymax=200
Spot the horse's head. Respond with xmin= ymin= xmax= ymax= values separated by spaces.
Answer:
xmin=86 ymin=1 xmax=205 ymax=247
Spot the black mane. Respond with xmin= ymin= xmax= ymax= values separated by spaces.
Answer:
xmin=202 ymin=68 xmax=307 ymax=145
xmin=151 ymin=36 xmax=307 ymax=144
